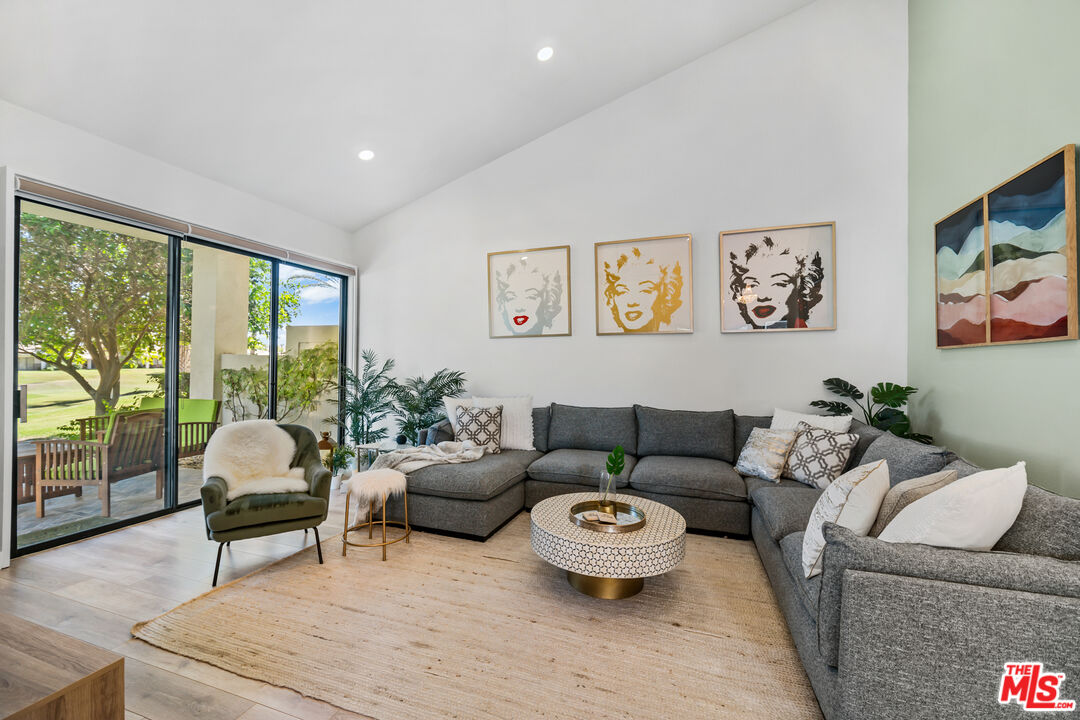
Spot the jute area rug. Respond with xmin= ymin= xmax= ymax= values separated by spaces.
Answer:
xmin=132 ymin=514 xmax=821 ymax=719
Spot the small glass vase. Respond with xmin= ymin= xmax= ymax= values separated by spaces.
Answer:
xmin=598 ymin=471 xmax=618 ymax=515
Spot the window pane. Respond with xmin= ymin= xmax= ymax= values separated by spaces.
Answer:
xmin=178 ymin=244 xmax=273 ymax=503
xmin=275 ymin=264 xmax=342 ymax=444
xmin=16 ymin=201 xmax=169 ymax=550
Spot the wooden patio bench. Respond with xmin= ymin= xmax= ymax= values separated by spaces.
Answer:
xmin=34 ymin=410 xmax=165 ymax=519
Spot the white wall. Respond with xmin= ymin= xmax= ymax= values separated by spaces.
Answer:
xmin=0 ymin=98 xmax=355 ymax=566
xmin=353 ymin=0 xmax=909 ymax=414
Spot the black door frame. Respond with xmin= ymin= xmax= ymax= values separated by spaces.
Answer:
xmin=9 ymin=200 xmax=349 ymax=557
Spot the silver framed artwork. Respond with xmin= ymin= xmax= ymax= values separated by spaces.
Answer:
xmin=719 ymin=222 xmax=836 ymax=332
xmin=487 ymin=245 xmax=571 ymax=338
xmin=594 ymin=234 xmax=693 ymax=335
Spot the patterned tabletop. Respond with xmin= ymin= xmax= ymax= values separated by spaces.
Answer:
xmin=530 ymin=493 xmax=687 ymax=579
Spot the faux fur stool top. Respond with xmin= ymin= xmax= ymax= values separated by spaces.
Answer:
xmin=349 ymin=469 xmax=408 ymax=504
xmin=203 ymin=420 xmax=309 ymax=501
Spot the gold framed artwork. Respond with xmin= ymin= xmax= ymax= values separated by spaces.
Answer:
xmin=487 ymin=245 xmax=571 ymax=338
xmin=935 ymin=145 xmax=1077 ymax=348
xmin=594 ymin=234 xmax=693 ymax=335
xmin=719 ymin=222 xmax=836 ymax=332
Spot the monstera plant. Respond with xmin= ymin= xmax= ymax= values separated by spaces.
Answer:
xmin=810 ymin=377 xmax=933 ymax=444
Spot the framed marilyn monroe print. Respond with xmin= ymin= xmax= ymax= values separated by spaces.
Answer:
xmin=594 ymin=234 xmax=693 ymax=335
xmin=719 ymin=222 xmax=836 ymax=332
xmin=487 ymin=245 xmax=571 ymax=338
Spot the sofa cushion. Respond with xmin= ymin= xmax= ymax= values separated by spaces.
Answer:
xmin=407 ymin=450 xmax=543 ymax=501
xmin=744 ymin=475 xmax=812 ymax=498
xmin=634 ymin=405 xmax=735 ymax=462
xmin=532 ymin=406 xmax=551 ymax=453
xmin=527 ymin=449 xmax=635 ymax=487
xmin=751 ymin=485 xmax=823 ymax=541
xmin=859 ymin=432 xmax=949 ymax=484
xmin=735 ymin=414 xmax=772 ymax=457
xmin=994 ymin=485 xmax=1080 ymax=561
xmin=780 ymin=531 xmax=822 ymax=618
xmin=628 ymin=455 xmax=744 ymax=501
xmin=547 ymin=403 xmax=637 ymax=454
xmin=943 ymin=456 xmax=982 ymax=478
xmin=206 ymin=492 xmax=326 ymax=532
xmin=845 ymin=420 xmax=885 ymax=470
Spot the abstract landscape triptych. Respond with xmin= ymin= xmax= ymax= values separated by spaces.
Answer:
xmin=936 ymin=145 xmax=1078 ymax=348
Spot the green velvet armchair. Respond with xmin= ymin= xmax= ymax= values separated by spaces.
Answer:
xmin=200 ymin=423 xmax=331 ymax=585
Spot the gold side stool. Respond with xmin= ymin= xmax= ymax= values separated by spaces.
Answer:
xmin=343 ymin=468 xmax=411 ymax=561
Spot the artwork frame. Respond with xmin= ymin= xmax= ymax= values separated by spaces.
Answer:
xmin=487 ymin=245 xmax=571 ymax=338
xmin=935 ymin=145 xmax=1077 ymax=349
xmin=594 ymin=234 xmax=693 ymax=335
xmin=719 ymin=222 xmax=837 ymax=333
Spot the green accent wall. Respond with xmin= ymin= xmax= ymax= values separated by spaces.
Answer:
xmin=908 ymin=0 xmax=1080 ymax=497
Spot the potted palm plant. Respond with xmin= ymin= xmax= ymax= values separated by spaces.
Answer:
xmin=392 ymin=368 xmax=467 ymax=445
xmin=328 ymin=349 xmax=398 ymax=467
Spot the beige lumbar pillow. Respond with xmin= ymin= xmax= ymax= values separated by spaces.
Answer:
xmin=877 ymin=462 xmax=1028 ymax=550
xmin=869 ymin=469 xmax=958 ymax=537
xmin=802 ymin=460 xmax=891 ymax=578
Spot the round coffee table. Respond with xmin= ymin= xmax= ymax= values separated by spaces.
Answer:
xmin=530 ymin=492 xmax=686 ymax=599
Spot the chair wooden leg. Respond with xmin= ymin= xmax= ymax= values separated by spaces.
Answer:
xmin=313 ymin=526 xmax=323 ymax=564
xmin=100 ymin=479 xmax=110 ymax=518
xmin=404 ymin=490 xmax=410 ymax=544
xmin=212 ymin=542 xmax=225 ymax=587
xmin=381 ymin=495 xmax=387 ymax=562
xmin=35 ymin=481 xmax=44 ymax=519
xmin=369 ymin=500 xmax=374 ymax=539
xmin=155 ymin=468 xmax=163 ymax=499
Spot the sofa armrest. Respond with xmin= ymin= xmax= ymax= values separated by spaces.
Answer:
xmin=427 ymin=419 xmax=453 ymax=445
xmin=818 ymin=523 xmax=1080 ymax=666
xmin=839 ymin=570 xmax=1080 ymax=720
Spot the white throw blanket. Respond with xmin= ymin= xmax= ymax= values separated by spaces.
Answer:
xmin=203 ymin=420 xmax=309 ymax=501
xmin=368 ymin=440 xmax=484 ymax=475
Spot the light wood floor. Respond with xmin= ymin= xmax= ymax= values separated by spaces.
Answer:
xmin=0 ymin=484 xmax=371 ymax=720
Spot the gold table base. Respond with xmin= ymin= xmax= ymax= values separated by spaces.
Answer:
xmin=567 ymin=571 xmax=644 ymax=599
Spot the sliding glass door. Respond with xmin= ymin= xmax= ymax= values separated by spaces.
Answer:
xmin=12 ymin=202 xmax=348 ymax=555
xmin=14 ymin=200 xmax=170 ymax=551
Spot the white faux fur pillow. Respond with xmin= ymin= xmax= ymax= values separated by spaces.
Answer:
xmin=877 ymin=462 xmax=1028 ymax=550
xmin=471 ymin=395 xmax=534 ymax=450
xmin=203 ymin=420 xmax=308 ymax=501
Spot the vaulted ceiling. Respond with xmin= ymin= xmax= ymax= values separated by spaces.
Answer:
xmin=0 ymin=0 xmax=811 ymax=230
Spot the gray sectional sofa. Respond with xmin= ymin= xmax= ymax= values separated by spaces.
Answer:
xmin=400 ymin=402 xmax=1080 ymax=720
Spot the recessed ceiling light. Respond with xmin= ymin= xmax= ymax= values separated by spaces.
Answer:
xmin=537 ymin=46 xmax=554 ymax=62
xmin=357 ymin=149 xmax=375 ymax=161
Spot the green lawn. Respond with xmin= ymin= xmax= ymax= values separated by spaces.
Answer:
xmin=17 ymin=368 xmax=160 ymax=440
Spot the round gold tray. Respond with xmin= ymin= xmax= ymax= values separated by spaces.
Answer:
xmin=569 ymin=500 xmax=647 ymax=534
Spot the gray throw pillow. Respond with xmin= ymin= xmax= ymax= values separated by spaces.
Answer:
xmin=859 ymin=432 xmax=949 ymax=485
xmin=634 ymin=405 xmax=735 ymax=462
xmin=994 ymin=485 xmax=1080 ymax=561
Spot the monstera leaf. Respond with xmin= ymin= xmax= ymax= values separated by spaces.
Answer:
xmin=873 ymin=407 xmax=911 ymax=436
xmin=870 ymin=382 xmax=917 ymax=409
xmin=606 ymin=445 xmax=625 ymax=476
xmin=823 ymin=377 xmax=864 ymax=401
xmin=810 ymin=400 xmax=853 ymax=416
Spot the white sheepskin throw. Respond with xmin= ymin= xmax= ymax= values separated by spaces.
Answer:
xmin=203 ymin=420 xmax=309 ymax=501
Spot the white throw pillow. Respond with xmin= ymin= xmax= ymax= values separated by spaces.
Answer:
xmin=877 ymin=462 xmax=1028 ymax=550
xmin=802 ymin=460 xmax=891 ymax=578
xmin=444 ymin=397 xmax=474 ymax=434
xmin=472 ymin=395 xmax=534 ymax=450
xmin=772 ymin=407 xmax=852 ymax=434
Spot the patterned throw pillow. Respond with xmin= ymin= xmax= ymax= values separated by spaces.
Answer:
xmin=783 ymin=421 xmax=859 ymax=489
xmin=455 ymin=405 xmax=503 ymax=454
xmin=734 ymin=428 xmax=798 ymax=482
xmin=868 ymin=469 xmax=957 ymax=537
